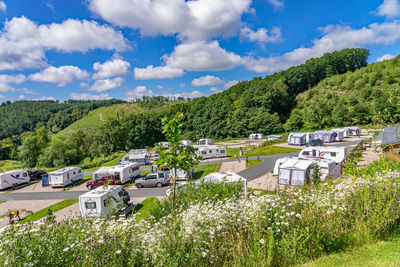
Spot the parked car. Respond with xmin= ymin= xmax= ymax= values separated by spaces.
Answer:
xmin=28 ymin=170 xmax=47 ymax=181
xmin=86 ymin=175 xmax=121 ymax=190
xmin=306 ymin=138 xmax=323 ymax=147
xmin=135 ymin=172 xmax=170 ymax=188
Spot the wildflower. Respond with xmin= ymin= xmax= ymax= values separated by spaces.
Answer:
xmin=77 ymin=256 xmax=81 ymax=260
xmin=296 ymin=213 xmax=301 ymax=218
xmin=116 ymin=250 xmax=121 ymax=255
xmin=63 ymin=247 xmax=69 ymax=252
xmin=259 ymin=239 xmax=265 ymax=244
xmin=202 ymin=251 xmax=207 ymax=257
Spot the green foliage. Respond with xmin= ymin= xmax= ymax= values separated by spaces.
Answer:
xmin=19 ymin=127 xmax=49 ymax=168
xmin=311 ymin=164 xmax=321 ymax=185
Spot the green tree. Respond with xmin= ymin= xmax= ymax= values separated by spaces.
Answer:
xmin=19 ymin=133 xmax=41 ymax=168
xmin=155 ymin=113 xmax=200 ymax=213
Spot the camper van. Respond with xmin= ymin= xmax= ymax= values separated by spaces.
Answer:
xmin=197 ymin=139 xmax=212 ymax=145
xmin=49 ymin=167 xmax=83 ymax=188
xmin=121 ymin=149 xmax=150 ymax=166
xmin=0 ymin=169 xmax=30 ymax=190
xmin=314 ymin=130 xmax=337 ymax=143
xmin=274 ymin=157 xmax=335 ymax=181
xmin=79 ymin=186 xmax=131 ymax=218
xmin=278 ymin=158 xmax=315 ymax=186
xmin=298 ymin=146 xmax=348 ymax=164
xmin=93 ymin=163 xmax=140 ymax=184
xmin=194 ymin=145 xmax=226 ymax=159
xmin=249 ymin=133 xmax=263 ymax=140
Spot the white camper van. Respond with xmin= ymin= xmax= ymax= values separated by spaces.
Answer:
xmin=298 ymin=146 xmax=348 ymax=164
xmin=194 ymin=145 xmax=226 ymax=159
xmin=49 ymin=167 xmax=83 ymax=188
xmin=79 ymin=186 xmax=131 ymax=218
xmin=0 ymin=169 xmax=30 ymax=190
xmin=93 ymin=163 xmax=140 ymax=184
xmin=249 ymin=133 xmax=263 ymax=140
xmin=197 ymin=139 xmax=212 ymax=145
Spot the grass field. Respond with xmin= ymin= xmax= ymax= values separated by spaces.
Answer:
xmin=243 ymin=145 xmax=301 ymax=157
xmin=134 ymin=197 xmax=158 ymax=220
xmin=246 ymin=159 xmax=262 ymax=168
xmin=303 ymin=232 xmax=400 ymax=267
xmin=193 ymin=163 xmax=221 ymax=180
xmin=20 ymin=199 xmax=78 ymax=223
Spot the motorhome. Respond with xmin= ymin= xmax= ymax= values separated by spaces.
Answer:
xmin=49 ymin=167 xmax=83 ymax=188
xmin=331 ymin=128 xmax=346 ymax=141
xmin=79 ymin=185 xmax=131 ymax=218
xmin=266 ymin=135 xmax=283 ymax=141
xmin=196 ymin=171 xmax=247 ymax=195
xmin=288 ymin=133 xmax=307 ymax=146
xmin=277 ymin=158 xmax=315 ymax=186
xmin=121 ymin=149 xmax=150 ymax=166
xmin=345 ymin=126 xmax=361 ymax=136
xmin=180 ymin=140 xmax=193 ymax=146
xmin=298 ymin=146 xmax=348 ymax=164
xmin=0 ymin=169 xmax=30 ymax=190
xmin=197 ymin=139 xmax=212 ymax=145
xmin=249 ymin=133 xmax=263 ymax=140
xmin=314 ymin=130 xmax=337 ymax=143
xmin=93 ymin=163 xmax=140 ymax=184
xmin=194 ymin=145 xmax=226 ymax=159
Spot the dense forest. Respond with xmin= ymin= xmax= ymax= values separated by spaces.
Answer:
xmin=0 ymin=99 xmax=125 ymax=139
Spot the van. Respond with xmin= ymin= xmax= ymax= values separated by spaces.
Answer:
xmin=93 ymin=163 xmax=140 ymax=184
xmin=0 ymin=169 xmax=30 ymax=190
xmin=48 ymin=167 xmax=83 ymax=188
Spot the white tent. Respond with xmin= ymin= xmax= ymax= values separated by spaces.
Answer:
xmin=196 ymin=171 xmax=247 ymax=195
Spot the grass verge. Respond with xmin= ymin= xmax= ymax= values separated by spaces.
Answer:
xmin=20 ymin=199 xmax=78 ymax=223
xmin=193 ymin=163 xmax=221 ymax=180
xmin=134 ymin=197 xmax=158 ymax=220
xmin=243 ymin=145 xmax=301 ymax=157
xmin=246 ymin=159 xmax=262 ymax=168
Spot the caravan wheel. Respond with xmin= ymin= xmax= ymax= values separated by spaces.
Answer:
xmin=156 ymin=182 xmax=163 ymax=188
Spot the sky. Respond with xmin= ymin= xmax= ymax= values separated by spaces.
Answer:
xmin=0 ymin=0 xmax=399 ymax=102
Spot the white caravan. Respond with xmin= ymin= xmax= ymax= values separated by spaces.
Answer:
xmin=266 ymin=135 xmax=283 ymax=141
xmin=93 ymin=163 xmax=140 ymax=184
xmin=249 ymin=133 xmax=263 ymax=140
xmin=298 ymin=146 xmax=348 ymax=164
xmin=195 ymin=145 xmax=226 ymax=159
xmin=121 ymin=149 xmax=150 ymax=166
xmin=49 ymin=167 xmax=83 ymax=188
xmin=197 ymin=139 xmax=212 ymax=145
xmin=274 ymin=157 xmax=335 ymax=181
xmin=180 ymin=140 xmax=193 ymax=146
xmin=331 ymin=128 xmax=346 ymax=141
xmin=345 ymin=126 xmax=361 ymax=136
xmin=288 ymin=133 xmax=307 ymax=146
xmin=79 ymin=186 xmax=130 ymax=218
xmin=0 ymin=169 xmax=30 ymax=190
xmin=278 ymin=158 xmax=315 ymax=186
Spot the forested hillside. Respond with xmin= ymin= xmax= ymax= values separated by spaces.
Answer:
xmin=0 ymin=99 xmax=124 ymax=138
xmin=285 ymin=54 xmax=400 ymax=131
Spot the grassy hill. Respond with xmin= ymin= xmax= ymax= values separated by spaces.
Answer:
xmin=285 ymin=55 xmax=400 ymax=131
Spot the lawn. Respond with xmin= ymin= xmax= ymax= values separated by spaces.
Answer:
xmin=243 ymin=145 xmax=301 ymax=157
xmin=246 ymin=159 xmax=262 ymax=168
xmin=303 ymin=232 xmax=400 ymax=267
xmin=81 ymin=152 xmax=126 ymax=172
xmin=20 ymin=199 xmax=78 ymax=223
xmin=134 ymin=197 xmax=158 ymax=220
xmin=226 ymin=147 xmax=250 ymax=158
xmin=193 ymin=163 xmax=221 ymax=180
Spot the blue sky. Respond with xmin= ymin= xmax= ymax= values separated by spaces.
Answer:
xmin=0 ymin=0 xmax=399 ymax=101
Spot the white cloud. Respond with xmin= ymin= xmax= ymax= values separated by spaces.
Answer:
xmin=0 ymin=74 xmax=26 ymax=84
xmin=18 ymin=94 xmax=25 ymax=100
xmin=89 ymin=77 xmax=124 ymax=92
xmin=266 ymin=0 xmax=284 ymax=10
xmin=377 ymin=54 xmax=395 ymax=62
xmin=0 ymin=83 xmax=14 ymax=92
xmin=0 ymin=94 xmax=4 ymax=98
xmin=377 ymin=0 xmax=400 ymax=18
xmin=134 ymin=65 xmax=184 ymax=80
xmin=69 ymin=92 xmax=111 ymax=100
xmin=29 ymin=65 xmax=89 ymax=86
xmin=93 ymin=58 xmax=130 ymax=79
xmin=89 ymin=0 xmax=252 ymax=41
xmin=126 ymin=85 xmax=154 ymax=98
xmin=191 ymin=75 xmax=224 ymax=86
xmin=240 ymin=26 xmax=282 ymax=44
xmin=0 ymin=1 xmax=6 ymax=12
xmin=156 ymin=85 xmax=163 ymax=89
xmin=210 ymin=87 xmax=220 ymax=93
xmin=80 ymin=82 xmax=89 ymax=88
xmin=16 ymin=88 xmax=36 ymax=95
xmin=224 ymin=80 xmax=239 ymax=89
xmin=35 ymin=96 xmax=56 ymax=101
xmin=162 ymin=90 xmax=206 ymax=99
xmin=0 ymin=16 xmax=129 ymax=71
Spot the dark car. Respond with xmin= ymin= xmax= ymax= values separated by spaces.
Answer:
xmin=28 ymin=170 xmax=47 ymax=181
xmin=86 ymin=175 xmax=121 ymax=190
xmin=306 ymin=138 xmax=323 ymax=147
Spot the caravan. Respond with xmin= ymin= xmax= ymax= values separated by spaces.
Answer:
xmin=298 ymin=146 xmax=348 ymax=164
xmin=93 ymin=163 xmax=140 ymax=184
xmin=277 ymin=158 xmax=315 ymax=186
xmin=121 ymin=149 xmax=150 ymax=166
xmin=79 ymin=186 xmax=131 ymax=218
xmin=345 ymin=126 xmax=361 ymax=136
xmin=49 ymin=167 xmax=83 ymax=188
xmin=274 ymin=157 xmax=335 ymax=181
xmin=197 ymin=139 xmax=212 ymax=145
xmin=180 ymin=140 xmax=193 ymax=146
xmin=314 ymin=130 xmax=337 ymax=143
xmin=288 ymin=133 xmax=307 ymax=146
xmin=331 ymin=128 xmax=346 ymax=141
xmin=194 ymin=145 xmax=226 ymax=159
xmin=0 ymin=169 xmax=30 ymax=190
xmin=249 ymin=133 xmax=263 ymax=140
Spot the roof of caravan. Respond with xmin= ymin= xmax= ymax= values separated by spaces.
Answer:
xmin=290 ymin=132 xmax=306 ymax=137
xmin=0 ymin=169 xmax=26 ymax=175
xmin=49 ymin=166 xmax=80 ymax=175
xmin=301 ymin=146 xmax=346 ymax=152
xmin=128 ymin=153 xmax=148 ymax=159
xmin=194 ymin=145 xmax=224 ymax=150
xmin=315 ymin=130 xmax=336 ymax=134
xmin=267 ymin=135 xmax=283 ymax=138
xmin=94 ymin=163 xmax=136 ymax=173
xmin=280 ymin=158 xmax=314 ymax=170
xmin=128 ymin=149 xmax=149 ymax=154
xmin=79 ymin=185 xmax=122 ymax=198
xmin=332 ymin=128 xmax=347 ymax=131
xmin=196 ymin=171 xmax=246 ymax=184
xmin=345 ymin=126 xmax=361 ymax=130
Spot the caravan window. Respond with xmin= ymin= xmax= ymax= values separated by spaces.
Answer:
xmin=23 ymin=173 xmax=27 ymax=177
xmin=302 ymin=151 xmax=310 ymax=156
xmin=85 ymin=201 xmax=96 ymax=209
xmin=312 ymin=150 xmax=317 ymax=157
xmin=331 ymin=152 xmax=337 ymax=157
xmin=132 ymin=166 xmax=139 ymax=171
xmin=15 ymin=174 xmax=20 ymax=178
xmin=209 ymin=150 xmax=212 ymax=153
xmin=292 ymin=171 xmax=305 ymax=186
xmin=220 ymin=150 xmax=225 ymax=153
xmin=201 ymin=151 xmax=207 ymax=155
xmin=73 ymin=172 xmax=76 ymax=175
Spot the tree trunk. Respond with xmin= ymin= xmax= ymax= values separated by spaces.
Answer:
xmin=172 ymin=167 xmax=177 ymax=214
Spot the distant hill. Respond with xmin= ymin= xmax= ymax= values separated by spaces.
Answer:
xmin=285 ymin=55 xmax=400 ymax=131
xmin=0 ymin=99 xmax=124 ymax=139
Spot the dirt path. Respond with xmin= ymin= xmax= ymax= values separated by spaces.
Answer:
xmin=219 ymin=160 xmax=246 ymax=173
xmin=247 ymin=172 xmax=277 ymax=191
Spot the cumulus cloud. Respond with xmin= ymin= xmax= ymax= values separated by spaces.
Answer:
xmin=134 ymin=65 xmax=184 ymax=80
xmin=266 ymin=0 xmax=284 ymax=10
xmin=210 ymin=87 xmax=220 ymax=93
xmin=29 ymin=65 xmax=89 ymax=86
xmin=93 ymin=58 xmax=130 ymax=79
xmin=0 ymin=74 xmax=26 ymax=84
xmin=0 ymin=83 xmax=14 ymax=93
xmin=89 ymin=77 xmax=124 ymax=92
xmin=0 ymin=94 xmax=4 ymax=99
xmin=69 ymin=92 xmax=111 ymax=100
xmin=240 ymin=26 xmax=282 ymax=44
xmin=16 ymin=88 xmax=36 ymax=95
xmin=0 ymin=16 xmax=129 ymax=71
xmin=156 ymin=85 xmax=163 ymax=89
xmin=224 ymin=80 xmax=239 ymax=89
xmin=89 ymin=0 xmax=252 ymax=41
xmin=0 ymin=1 xmax=6 ymax=12
xmin=126 ymin=85 xmax=154 ymax=98
xmin=377 ymin=0 xmax=400 ymax=18
xmin=377 ymin=54 xmax=395 ymax=62
xmin=35 ymin=96 xmax=56 ymax=101
xmin=18 ymin=94 xmax=25 ymax=100
xmin=191 ymin=75 xmax=224 ymax=86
